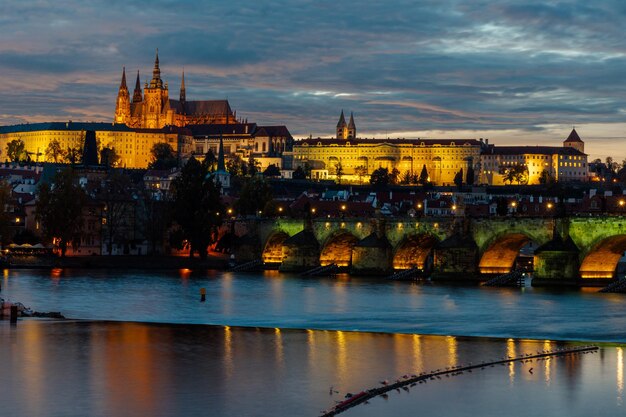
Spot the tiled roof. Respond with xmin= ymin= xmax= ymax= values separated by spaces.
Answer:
xmin=296 ymin=138 xmax=482 ymax=146
xmin=188 ymin=123 xmax=257 ymax=136
xmin=564 ymin=128 xmax=583 ymax=143
xmin=0 ymin=122 xmax=132 ymax=134
xmin=255 ymin=126 xmax=293 ymax=139
xmin=485 ymin=146 xmax=585 ymax=156
xmin=169 ymin=99 xmax=232 ymax=116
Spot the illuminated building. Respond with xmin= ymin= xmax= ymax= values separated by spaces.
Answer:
xmin=479 ymin=129 xmax=589 ymax=185
xmin=114 ymin=51 xmax=235 ymax=129
xmin=0 ymin=122 xmax=192 ymax=169
xmin=293 ymin=112 xmax=484 ymax=185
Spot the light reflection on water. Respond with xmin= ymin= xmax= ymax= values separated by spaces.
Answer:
xmin=3 ymin=268 xmax=626 ymax=342
xmin=0 ymin=321 xmax=624 ymax=417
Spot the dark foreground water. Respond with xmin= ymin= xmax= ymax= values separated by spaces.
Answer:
xmin=0 ymin=320 xmax=624 ymax=417
xmin=2 ymin=268 xmax=626 ymax=416
xmin=2 ymin=268 xmax=626 ymax=341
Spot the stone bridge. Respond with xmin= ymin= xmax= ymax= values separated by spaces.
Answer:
xmin=223 ymin=215 xmax=626 ymax=284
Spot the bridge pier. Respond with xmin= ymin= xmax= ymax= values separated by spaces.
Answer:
xmin=279 ymin=229 xmax=320 ymax=272
xmin=351 ymin=233 xmax=392 ymax=275
xmin=432 ymin=234 xmax=480 ymax=281
xmin=532 ymin=235 xmax=580 ymax=285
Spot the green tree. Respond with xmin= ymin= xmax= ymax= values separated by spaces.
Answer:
xmin=419 ymin=164 xmax=429 ymax=185
xmin=6 ymin=139 xmax=26 ymax=162
xmin=171 ymin=157 xmax=224 ymax=259
xmin=45 ymin=139 xmax=65 ymax=163
xmin=496 ymin=198 xmax=508 ymax=216
xmin=137 ymin=190 xmax=172 ymax=256
xmin=499 ymin=165 xmax=516 ymax=185
xmin=370 ymin=167 xmax=390 ymax=188
xmin=148 ymin=143 xmax=178 ymax=170
xmin=35 ymin=169 xmax=87 ymax=257
xmin=236 ymin=176 xmax=273 ymax=215
xmin=204 ymin=149 xmax=217 ymax=173
xmin=512 ymin=165 xmax=529 ymax=185
xmin=400 ymin=170 xmax=413 ymax=185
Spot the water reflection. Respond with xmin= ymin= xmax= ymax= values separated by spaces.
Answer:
xmin=0 ymin=321 xmax=625 ymax=417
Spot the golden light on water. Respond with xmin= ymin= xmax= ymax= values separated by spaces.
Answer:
xmin=446 ymin=335 xmax=458 ymax=368
xmin=618 ymin=347 xmax=624 ymax=405
xmin=224 ymin=326 xmax=233 ymax=378
xmin=507 ymin=338 xmax=516 ymax=383
xmin=543 ymin=340 xmax=552 ymax=385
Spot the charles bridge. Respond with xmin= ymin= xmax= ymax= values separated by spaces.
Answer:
xmin=222 ymin=215 xmax=626 ymax=284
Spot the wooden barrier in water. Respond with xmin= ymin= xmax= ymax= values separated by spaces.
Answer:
xmin=320 ymin=345 xmax=599 ymax=416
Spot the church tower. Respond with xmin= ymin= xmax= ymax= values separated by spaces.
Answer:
xmin=114 ymin=67 xmax=131 ymax=125
xmin=142 ymin=49 xmax=170 ymax=129
xmin=132 ymin=71 xmax=142 ymax=103
xmin=347 ymin=112 xmax=356 ymax=139
xmin=179 ymin=70 xmax=187 ymax=114
xmin=563 ymin=128 xmax=584 ymax=153
xmin=336 ymin=110 xmax=347 ymax=139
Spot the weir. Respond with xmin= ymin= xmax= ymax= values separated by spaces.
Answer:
xmin=320 ymin=345 xmax=599 ymax=416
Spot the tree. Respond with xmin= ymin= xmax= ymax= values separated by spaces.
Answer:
xmin=355 ymin=165 xmax=368 ymax=185
xmin=247 ymin=154 xmax=260 ymax=176
xmin=235 ymin=176 xmax=273 ymax=215
xmin=171 ymin=157 xmax=224 ymax=259
xmin=148 ymin=143 xmax=178 ymax=170
xmin=370 ymin=167 xmax=390 ymax=188
xmin=137 ymin=190 xmax=172 ymax=256
xmin=389 ymin=167 xmax=400 ymax=185
xmin=99 ymin=170 xmax=133 ymax=255
xmin=400 ymin=170 xmax=413 ymax=185
xmin=419 ymin=164 xmax=429 ymax=185
xmin=454 ymin=168 xmax=464 ymax=188
xmin=35 ymin=169 xmax=87 ymax=257
xmin=0 ymin=181 xmax=12 ymax=246
xmin=512 ymin=165 xmax=529 ymax=185
xmin=263 ymin=164 xmax=281 ymax=177
xmin=466 ymin=166 xmax=475 ymax=185
xmin=204 ymin=149 xmax=217 ymax=173
xmin=226 ymin=155 xmax=246 ymax=177
xmin=100 ymin=147 xmax=120 ymax=167
xmin=45 ymin=139 xmax=65 ymax=163
xmin=335 ymin=161 xmax=344 ymax=184
xmin=6 ymin=139 xmax=26 ymax=162
xmin=65 ymin=146 xmax=83 ymax=165
xmin=292 ymin=166 xmax=306 ymax=180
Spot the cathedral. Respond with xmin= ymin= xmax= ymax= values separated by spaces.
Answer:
xmin=114 ymin=51 xmax=236 ymax=129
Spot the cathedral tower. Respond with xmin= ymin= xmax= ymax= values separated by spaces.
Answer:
xmin=142 ymin=49 xmax=170 ymax=129
xmin=132 ymin=71 xmax=142 ymax=103
xmin=114 ymin=67 xmax=131 ymax=125
xmin=336 ymin=110 xmax=347 ymax=139
xmin=347 ymin=112 xmax=356 ymax=139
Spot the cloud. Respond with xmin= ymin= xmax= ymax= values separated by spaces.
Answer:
xmin=1 ymin=0 xmax=626 ymax=160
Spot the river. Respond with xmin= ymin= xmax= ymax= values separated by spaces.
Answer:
xmin=1 ymin=268 xmax=625 ymax=416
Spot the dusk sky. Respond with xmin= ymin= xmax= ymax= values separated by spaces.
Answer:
xmin=1 ymin=0 xmax=626 ymax=160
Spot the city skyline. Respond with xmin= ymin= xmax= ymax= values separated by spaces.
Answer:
xmin=2 ymin=1 xmax=626 ymax=161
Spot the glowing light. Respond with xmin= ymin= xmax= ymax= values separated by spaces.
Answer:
xmin=341 ymin=204 xmax=346 ymax=211
xmin=227 ymin=208 xmax=233 ymax=214
xmin=547 ymin=203 xmax=553 ymax=209
xmin=620 ymin=200 xmax=625 ymax=207
xmin=311 ymin=208 xmax=316 ymax=214
xmin=15 ymin=217 xmax=20 ymax=223
xmin=417 ymin=203 xmax=423 ymax=209
xmin=278 ymin=207 xmax=283 ymax=212
xmin=511 ymin=201 xmax=517 ymax=207
xmin=451 ymin=205 xmax=457 ymax=210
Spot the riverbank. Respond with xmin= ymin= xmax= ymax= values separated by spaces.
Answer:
xmin=5 ymin=254 xmax=229 ymax=270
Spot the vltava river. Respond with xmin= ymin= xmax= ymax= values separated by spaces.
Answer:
xmin=1 ymin=269 xmax=625 ymax=416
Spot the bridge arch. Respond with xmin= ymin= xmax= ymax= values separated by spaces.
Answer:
xmin=392 ymin=234 xmax=439 ymax=270
xmin=478 ymin=233 xmax=537 ymax=274
xmin=262 ymin=231 xmax=290 ymax=264
xmin=320 ymin=230 xmax=359 ymax=267
xmin=579 ymin=235 xmax=626 ymax=279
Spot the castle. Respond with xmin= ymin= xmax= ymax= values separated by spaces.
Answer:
xmin=114 ymin=51 xmax=236 ymax=129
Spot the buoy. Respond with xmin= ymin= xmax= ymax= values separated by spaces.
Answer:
xmin=200 ymin=287 xmax=206 ymax=302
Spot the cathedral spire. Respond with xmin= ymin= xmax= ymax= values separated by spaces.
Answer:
xmin=348 ymin=112 xmax=355 ymax=128
xmin=180 ymin=69 xmax=186 ymax=102
xmin=150 ymin=49 xmax=163 ymax=89
xmin=336 ymin=109 xmax=346 ymax=128
xmin=132 ymin=70 xmax=142 ymax=103
xmin=119 ymin=67 xmax=128 ymax=90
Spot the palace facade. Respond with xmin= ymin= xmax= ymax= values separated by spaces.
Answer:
xmin=293 ymin=112 xmax=484 ymax=185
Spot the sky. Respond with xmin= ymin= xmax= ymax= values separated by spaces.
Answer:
xmin=1 ymin=0 xmax=626 ymax=161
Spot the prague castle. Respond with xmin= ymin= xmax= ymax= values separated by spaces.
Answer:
xmin=114 ymin=51 xmax=236 ymax=129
